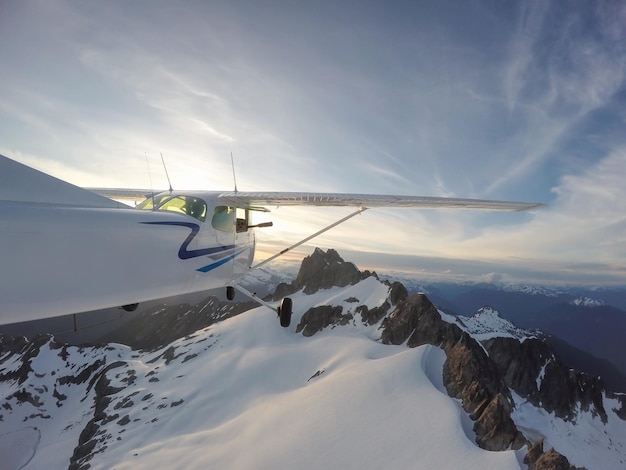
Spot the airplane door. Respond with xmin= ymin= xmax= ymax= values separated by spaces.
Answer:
xmin=196 ymin=204 xmax=254 ymax=283
xmin=209 ymin=205 xmax=237 ymax=281
xmin=233 ymin=208 xmax=254 ymax=278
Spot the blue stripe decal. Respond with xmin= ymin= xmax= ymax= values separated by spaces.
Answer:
xmin=196 ymin=247 xmax=249 ymax=273
xmin=142 ymin=221 xmax=235 ymax=260
xmin=196 ymin=255 xmax=235 ymax=273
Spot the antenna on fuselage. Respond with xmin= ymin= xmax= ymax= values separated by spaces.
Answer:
xmin=160 ymin=152 xmax=173 ymax=194
xmin=230 ymin=152 xmax=238 ymax=194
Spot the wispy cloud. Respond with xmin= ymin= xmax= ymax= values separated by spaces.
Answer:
xmin=487 ymin=0 xmax=626 ymax=194
xmin=453 ymin=150 xmax=626 ymax=270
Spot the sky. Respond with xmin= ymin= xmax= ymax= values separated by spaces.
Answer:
xmin=1 ymin=0 xmax=626 ymax=286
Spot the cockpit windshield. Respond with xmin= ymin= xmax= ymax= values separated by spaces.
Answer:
xmin=135 ymin=194 xmax=171 ymax=211
xmin=136 ymin=195 xmax=207 ymax=222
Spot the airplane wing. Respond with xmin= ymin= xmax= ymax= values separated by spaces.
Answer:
xmin=216 ymin=192 xmax=544 ymax=212
xmin=1 ymin=153 xmax=542 ymax=212
xmin=87 ymin=188 xmax=159 ymax=201
xmin=0 ymin=154 xmax=124 ymax=208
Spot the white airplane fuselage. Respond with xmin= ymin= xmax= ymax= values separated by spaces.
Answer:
xmin=0 ymin=154 xmax=543 ymax=327
xmin=0 ymin=194 xmax=255 ymax=324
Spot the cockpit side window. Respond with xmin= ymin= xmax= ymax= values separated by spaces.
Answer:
xmin=184 ymin=197 xmax=207 ymax=222
xmin=212 ymin=206 xmax=235 ymax=232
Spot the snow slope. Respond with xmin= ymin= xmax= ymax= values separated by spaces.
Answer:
xmin=0 ymin=279 xmax=522 ymax=469
xmin=512 ymin=392 xmax=626 ymax=470
xmin=1 ymin=277 xmax=625 ymax=469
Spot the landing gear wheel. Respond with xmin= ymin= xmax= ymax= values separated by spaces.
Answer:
xmin=278 ymin=297 xmax=293 ymax=328
xmin=226 ymin=286 xmax=235 ymax=301
xmin=122 ymin=303 xmax=138 ymax=312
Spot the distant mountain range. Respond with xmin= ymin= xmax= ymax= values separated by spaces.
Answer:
xmin=1 ymin=248 xmax=625 ymax=469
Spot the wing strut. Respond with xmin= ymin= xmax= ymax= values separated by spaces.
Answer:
xmin=250 ymin=206 xmax=368 ymax=271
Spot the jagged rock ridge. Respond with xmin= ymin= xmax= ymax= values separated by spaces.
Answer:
xmin=288 ymin=249 xmax=626 ymax=468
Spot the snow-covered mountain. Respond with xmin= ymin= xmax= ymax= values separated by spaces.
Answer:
xmin=1 ymin=249 xmax=625 ymax=469
xmin=570 ymin=296 xmax=606 ymax=308
xmin=381 ymin=276 xmax=626 ymax=387
xmin=444 ymin=306 xmax=539 ymax=342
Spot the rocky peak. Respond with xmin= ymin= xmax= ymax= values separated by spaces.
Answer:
xmin=295 ymin=248 xmax=373 ymax=294
xmin=271 ymin=248 xmax=375 ymax=299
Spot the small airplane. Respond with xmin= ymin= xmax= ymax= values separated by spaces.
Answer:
xmin=0 ymin=154 xmax=544 ymax=327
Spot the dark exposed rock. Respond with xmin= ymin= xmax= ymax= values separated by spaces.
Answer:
xmin=69 ymin=362 xmax=127 ymax=468
xmin=379 ymin=293 xmax=524 ymax=450
xmin=69 ymin=435 xmax=97 ymax=470
xmin=282 ymin=249 xmax=407 ymax=335
xmin=525 ymin=440 xmax=545 ymax=468
xmin=117 ymin=415 xmax=131 ymax=426
xmin=297 ymin=248 xmax=365 ymax=294
xmin=533 ymin=450 xmax=575 ymax=470
xmin=0 ymin=334 xmax=52 ymax=384
xmin=609 ymin=392 xmax=626 ymax=419
xmin=59 ymin=359 xmax=106 ymax=386
xmin=380 ymin=294 xmax=460 ymax=348
xmin=442 ymin=338 xmax=509 ymax=421
xmin=524 ymin=439 xmax=579 ymax=470
xmin=308 ymin=369 xmax=325 ymax=381
xmin=473 ymin=393 xmax=526 ymax=451
xmin=182 ymin=353 xmax=198 ymax=363
xmin=114 ymin=397 xmax=135 ymax=410
xmin=356 ymin=302 xmax=391 ymax=326
xmin=120 ymin=369 xmax=137 ymax=385
xmin=88 ymin=361 xmax=126 ymax=397
xmin=483 ymin=337 xmax=607 ymax=422
xmin=8 ymin=389 xmax=44 ymax=407
xmin=53 ymin=386 xmax=67 ymax=406
xmin=296 ymin=306 xmax=348 ymax=337
xmin=377 ymin=295 xmax=528 ymax=454
xmin=0 ymin=334 xmax=30 ymax=357
xmin=270 ymin=248 xmax=374 ymax=300
xmin=388 ymin=281 xmax=408 ymax=305
xmin=147 ymin=346 xmax=182 ymax=365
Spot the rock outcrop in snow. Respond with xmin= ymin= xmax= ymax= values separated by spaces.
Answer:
xmin=378 ymin=294 xmax=526 ymax=452
xmin=271 ymin=247 xmax=377 ymax=299
xmin=288 ymin=248 xmax=407 ymax=335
